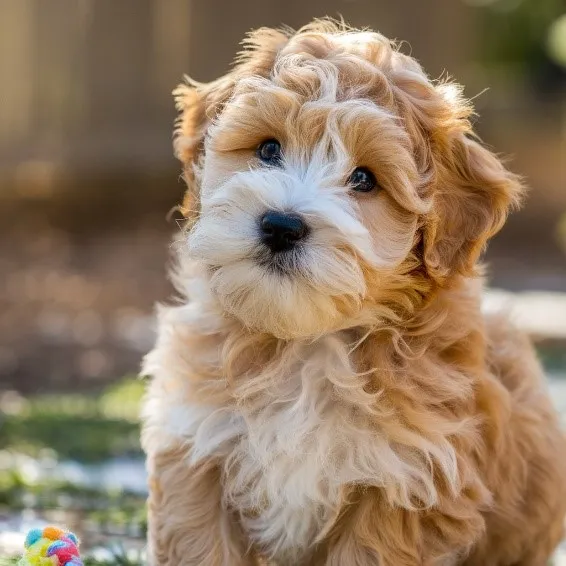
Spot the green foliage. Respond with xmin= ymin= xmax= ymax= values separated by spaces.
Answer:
xmin=0 ymin=378 xmax=147 ymax=559
xmin=0 ymin=378 xmax=144 ymax=463
xmin=0 ymin=466 xmax=146 ymax=521
xmin=473 ymin=0 xmax=565 ymax=72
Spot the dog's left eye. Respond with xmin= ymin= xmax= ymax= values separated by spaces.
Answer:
xmin=348 ymin=167 xmax=378 ymax=193
xmin=257 ymin=139 xmax=282 ymax=165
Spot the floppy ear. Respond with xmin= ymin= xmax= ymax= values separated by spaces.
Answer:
xmin=173 ymin=27 xmax=291 ymax=218
xmin=385 ymin=51 xmax=524 ymax=282
xmin=383 ymin=52 xmax=523 ymax=282
xmin=422 ymin=132 xmax=524 ymax=282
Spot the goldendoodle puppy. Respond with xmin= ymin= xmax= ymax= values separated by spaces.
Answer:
xmin=141 ymin=19 xmax=566 ymax=566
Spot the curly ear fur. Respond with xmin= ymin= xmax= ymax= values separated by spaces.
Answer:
xmin=422 ymin=132 xmax=524 ymax=281
xmin=383 ymin=52 xmax=524 ymax=282
xmin=173 ymin=27 xmax=291 ymax=218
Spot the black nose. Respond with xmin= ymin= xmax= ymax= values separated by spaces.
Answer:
xmin=260 ymin=211 xmax=309 ymax=252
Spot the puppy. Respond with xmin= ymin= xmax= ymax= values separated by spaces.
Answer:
xmin=141 ymin=19 xmax=566 ymax=566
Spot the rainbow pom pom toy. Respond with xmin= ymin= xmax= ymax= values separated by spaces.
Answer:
xmin=19 ymin=527 xmax=83 ymax=566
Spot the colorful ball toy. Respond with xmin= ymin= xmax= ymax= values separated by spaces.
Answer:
xmin=19 ymin=526 xmax=83 ymax=566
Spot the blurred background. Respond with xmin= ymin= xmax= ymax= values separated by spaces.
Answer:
xmin=0 ymin=0 xmax=565 ymax=563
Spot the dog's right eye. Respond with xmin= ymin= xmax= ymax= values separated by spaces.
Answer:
xmin=257 ymin=139 xmax=282 ymax=165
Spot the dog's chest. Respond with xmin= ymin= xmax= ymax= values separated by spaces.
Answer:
xmin=153 ymin=327 xmax=457 ymax=561
xmin=221 ymin=391 xmax=349 ymax=558
xmin=185 ymin=340 xmax=374 ymax=559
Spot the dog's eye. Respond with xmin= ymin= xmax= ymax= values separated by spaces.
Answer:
xmin=257 ymin=139 xmax=282 ymax=165
xmin=348 ymin=167 xmax=378 ymax=193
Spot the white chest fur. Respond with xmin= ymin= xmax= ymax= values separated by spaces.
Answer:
xmin=168 ymin=335 xmax=374 ymax=559
xmin=143 ymin=311 xmax=458 ymax=560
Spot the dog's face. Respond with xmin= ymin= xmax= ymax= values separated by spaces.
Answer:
xmin=175 ymin=21 xmax=522 ymax=339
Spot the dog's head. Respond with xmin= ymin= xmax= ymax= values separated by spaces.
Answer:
xmin=175 ymin=20 xmax=523 ymax=339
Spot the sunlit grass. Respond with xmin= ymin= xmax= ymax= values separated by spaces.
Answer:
xmin=0 ymin=378 xmax=147 ymax=560
xmin=0 ymin=378 xmax=144 ymax=463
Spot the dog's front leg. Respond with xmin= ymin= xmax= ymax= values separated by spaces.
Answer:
xmin=322 ymin=535 xmax=450 ymax=566
xmin=319 ymin=499 xmax=465 ymax=566
xmin=146 ymin=443 xmax=251 ymax=566
xmin=320 ymin=536 xmax=382 ymax=566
